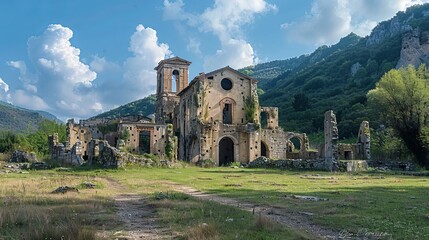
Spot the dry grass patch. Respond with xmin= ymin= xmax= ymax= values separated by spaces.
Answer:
xmin=254 ymin=214 xmax=281 ymax=231
xmin=187 ymin=222 xmax=220 ymax=240
xmin=0 ymin=172 xmax=120 ymax=239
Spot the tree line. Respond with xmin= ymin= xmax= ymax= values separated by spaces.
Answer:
xmin=0 ymin=120 xmax=66 ymax=158
xmin=368 ymin=64 xmax=429 ymax=169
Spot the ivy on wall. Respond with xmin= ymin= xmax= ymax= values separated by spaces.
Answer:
xmin=244 ymin=96 xmax=258 ymax=123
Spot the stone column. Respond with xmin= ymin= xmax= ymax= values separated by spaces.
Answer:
xmin=324 ymin=110 xmax=339 ymax=171
xmin=358 ymin=121 xmax=371 ymax=160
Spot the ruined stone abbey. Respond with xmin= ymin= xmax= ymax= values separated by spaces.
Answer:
xmin=49 ymin=57 xmax=371 ymax=170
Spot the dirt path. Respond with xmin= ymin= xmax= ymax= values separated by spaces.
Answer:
xmin=113 ymin=194 xmax=170 ymax=240
xmin=102 ymin=178 xmax=170 ymax=240
xmin=165 ymin=182 xmax=344 ymax=240
xmin=102 ymin=177 xmax=346 ymax=239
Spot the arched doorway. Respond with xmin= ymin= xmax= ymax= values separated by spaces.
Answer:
xmin=261 ymin=141 xmax=269 ymax=158
xmin=219 ymin=137 xmax=234 ymax=166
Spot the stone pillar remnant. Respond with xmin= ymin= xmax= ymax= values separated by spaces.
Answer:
xmin=324 ymin=110 xmax=339 ymax=171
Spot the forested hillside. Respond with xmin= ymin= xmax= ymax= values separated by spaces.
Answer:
xmin=247 ymin=4 xmax=429 ymax=139
xmin=89 ymin=94 xmax=156 ymax=120
xmin=0 ymin=101 xmax=62 ymax=133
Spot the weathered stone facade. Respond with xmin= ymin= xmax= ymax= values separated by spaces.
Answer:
xmin=152 ymin=57 xmax=316 ymax=166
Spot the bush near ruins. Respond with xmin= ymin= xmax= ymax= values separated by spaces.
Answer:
xmin=0 ymin=120 xmax=66 ymax=158
xmin=368 ymin=64 xmax=429 ymax=168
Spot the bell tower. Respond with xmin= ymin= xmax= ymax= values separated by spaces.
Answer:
xmin=154 ymin=57 xmax=191 ymax=124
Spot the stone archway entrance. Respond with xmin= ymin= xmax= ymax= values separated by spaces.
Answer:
xmin=261 ymin=141 xmax=269 ymax=158
xmin=219 ymin=137 xmax=234 ymax=166
xmin=139 ymin=130 xmax=151 ymax=154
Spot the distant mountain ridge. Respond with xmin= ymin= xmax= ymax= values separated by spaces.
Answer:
xmin=88 ymin=94 xmax=156 ymax=120
xmin=0 ymin=101 xmax=62 ymax=133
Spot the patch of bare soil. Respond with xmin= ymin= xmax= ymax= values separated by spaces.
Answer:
xmin=166 ymin=182 xmax=346 ymax=240
xmin=101 ymin=178 xmax=170 ymax=240
xmin=112 ymin=194 xmax=170 ymax=240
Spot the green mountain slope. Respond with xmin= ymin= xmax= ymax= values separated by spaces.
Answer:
xmin=0 ymin=101 xmax=62 ymax=133
xmin=89 ymin=94 xmax=156 ymax=120
xmin=248 ymin=4 xmax=429 ymax=139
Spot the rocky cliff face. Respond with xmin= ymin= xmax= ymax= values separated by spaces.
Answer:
xmin=396 ymin=29 xmax=429 ymax=68
xmin=366 ymin=4 xmax=429 ymax=68
xmin=366 ymin=18 xmax=412 ymax=46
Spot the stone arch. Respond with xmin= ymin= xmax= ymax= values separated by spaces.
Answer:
xmin=288 ymin=137 xmax=301 ymax=152
xmin=217 ymin=135 xmax=239 ymax=166
xmin=286 ymin=133 xmax=308 ymax=159
xmin=219 ymin=97 xmax=236 ymax=124
xmin=261 ymin=140 xmax=269 ymax=158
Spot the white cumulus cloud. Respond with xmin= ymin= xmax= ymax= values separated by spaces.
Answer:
xmin=204 ymin=38 xmax=255 ymax=70
xmin=90 ymin=25 xmax=172 ymax=109
xmin=163 ymin=0 xmax=276 ymax=70
xmin=8 ymin=24 xmax=99 ymax=118
xmin=8 ymin=23 xmax=173 ymax=120
xmin=123 ymin=24 xmax=172 ymax=99
xmin=0 ymin=77 xmax=11 ymax=102
xmin=186 ymin=37 xmax=201 ymax=56
xmin=283 ymin=0 xmax=429 ymax=46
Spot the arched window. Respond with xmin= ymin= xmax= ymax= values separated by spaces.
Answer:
xmin=220 ymin=98 xmax=235 ymax=124
xmin=172 ymin=69 xmax=179 ymax=92
xmin=223 ymin=104 xmax=232 ymax=124
xmin=260 ymin=111 xmax=268 ymax=128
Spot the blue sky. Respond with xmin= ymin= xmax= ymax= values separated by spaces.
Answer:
xmin=0 ymin=0 xmax=427 ymax=120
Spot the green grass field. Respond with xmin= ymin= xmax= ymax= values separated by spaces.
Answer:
xmin=1 ymin=165 xmax=428 ymax=239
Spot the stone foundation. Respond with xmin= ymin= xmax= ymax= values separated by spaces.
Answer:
xmin=367 ymin=160 xmax=416 ymax=171
xmin=248 ymin=157 xmax=326 ymax=170
xmin=93 ymin=140 xmax=171 ymax=168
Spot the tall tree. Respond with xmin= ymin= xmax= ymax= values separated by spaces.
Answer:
xmin=292 ymin=92 xmax=310 ymax=111
xmin=368 ymin=64 xmax=429 ymax=168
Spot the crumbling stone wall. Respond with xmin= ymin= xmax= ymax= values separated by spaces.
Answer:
xmin=90 ymin=140 xmax=170 ymax=168
xmin=48 ymin=139 xmax=82 ymax=166
xmin=260 ymin=107 xmax=279 ymax=129
xmin=10 ymin=150 xmax=37 ymax=163
xmin=285 ymin=132 xmax=311 ymax=159
xmin=66 ymin=119 xmax=99 ymax=159
xmin=260 ymin=128 xmax=287 ymax=159
xmin=118 ymin=122 xmax=167 ymax=156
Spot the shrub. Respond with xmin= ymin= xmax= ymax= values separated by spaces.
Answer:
xmin=187 ymin=222 xmax=219 ymax=240
xmin=154 ymin=191 xmax=190 ymax=201
xmin=196 ymin=158 xmax=216 ymax=168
